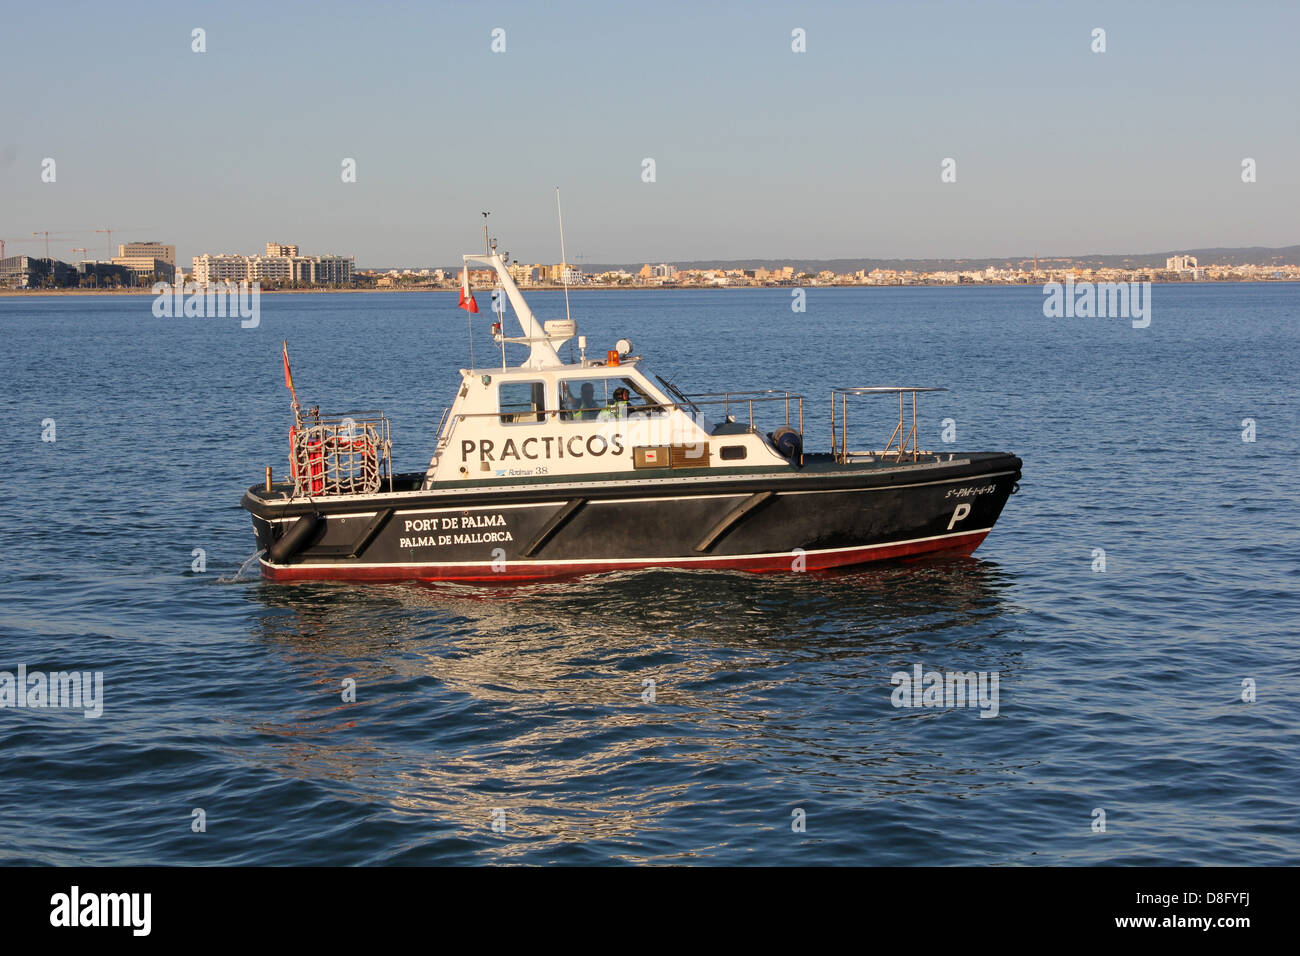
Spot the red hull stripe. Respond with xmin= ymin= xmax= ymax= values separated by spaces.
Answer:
xmin=261 ymin=529 xmax=991 ymax=582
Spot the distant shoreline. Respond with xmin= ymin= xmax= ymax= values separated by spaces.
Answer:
xmin=2 ymin=278 xmax=1297 ymax=298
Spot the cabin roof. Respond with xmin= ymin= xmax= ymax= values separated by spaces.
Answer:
xmin=461 ymin=358 xmax=646 ymax=379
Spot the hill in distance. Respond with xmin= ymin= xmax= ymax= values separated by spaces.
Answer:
xmin=581 ymin=244 xmax=1300 ymax=274
xmin=379 ymin=244 xmax=1300 ymax=274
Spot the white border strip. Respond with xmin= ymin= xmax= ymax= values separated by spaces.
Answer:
xmin=265 ymin=471 xmax=1018 ymax=522
xmin=259 ymin=457 xmax=1000 ymax=504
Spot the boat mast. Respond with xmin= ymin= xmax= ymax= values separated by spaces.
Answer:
xmin=462 ymin=250 xmax=560 ymax=370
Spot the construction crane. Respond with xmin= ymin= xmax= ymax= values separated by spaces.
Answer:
xmin=32 ymin=230 xmax=77 ymax=260
xmin=72 ymin=247 xmax=89 ymax=262
xmin=95 ymin=225 xmax=159 ymax=260
xmin=94 ymin=228 xmax=114 ymax=259
xmin=0 ymin=237 xmax=42 ymax=260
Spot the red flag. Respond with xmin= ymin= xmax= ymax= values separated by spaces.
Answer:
xmin=459 ymin=267 xmax=479 ymax=313
xmin=282 ymin=340 xmax=301 ymax=423
xmin=282 ymin=340 xmax=294 ymax=391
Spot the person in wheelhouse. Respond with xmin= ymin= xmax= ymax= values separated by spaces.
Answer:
xmin=598 ymin=386 xmax=631 ymax=421
xmin=560 ymin=381 xmax=601 ymax=421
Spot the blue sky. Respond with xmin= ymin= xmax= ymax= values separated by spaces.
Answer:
xmin=2 ymin=0 xmax=1296 ymax=267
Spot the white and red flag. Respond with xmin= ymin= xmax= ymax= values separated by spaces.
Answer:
xmin=458 ymin=268 xmax=479 ymax=313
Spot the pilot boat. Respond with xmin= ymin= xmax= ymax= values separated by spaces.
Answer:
xmin=241 ymin=237 xmax=1022 ymax=582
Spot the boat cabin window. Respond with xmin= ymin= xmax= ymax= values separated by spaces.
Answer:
xmin=559 ymin=376 xmax=662 ymax=421
xmin=557 ymin=379 xmax=602 ymax=421
xmin=498 ymin=380 xmax=547 ymax=424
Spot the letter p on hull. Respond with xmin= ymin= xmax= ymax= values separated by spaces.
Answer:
xmin=947 ymin=503 xmax=971 ymax=530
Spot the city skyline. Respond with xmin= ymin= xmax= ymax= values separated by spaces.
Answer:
xmin=6 ymin=234 xmax=1299 ymax=291
xmin=3 ymin=1 xmax=1297 ymax=267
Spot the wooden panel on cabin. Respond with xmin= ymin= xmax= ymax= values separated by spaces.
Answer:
xmin=670 ymin=443 xmax=710 ymax=469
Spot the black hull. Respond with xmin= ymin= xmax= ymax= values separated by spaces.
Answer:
xmin=242 ymin=453 xmax=1022 ymax=582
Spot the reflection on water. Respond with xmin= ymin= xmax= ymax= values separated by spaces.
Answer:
xmin=236 ymin=560 xmax=1026 ymax=861
xmin=7 ymin=287 xmax=1297 ymax=863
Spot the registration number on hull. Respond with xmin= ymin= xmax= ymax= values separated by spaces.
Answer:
xmin=943 ymin=483 xmax=997 ymax=500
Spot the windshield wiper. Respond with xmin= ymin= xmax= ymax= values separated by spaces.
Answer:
xmin=655 ymin=374 xmax=701 ymax=415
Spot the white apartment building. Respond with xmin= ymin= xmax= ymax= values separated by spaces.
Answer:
xmin=296 ymin=256 xmax=352 ymax=284
xmin=247 ymin=255 xmax=294 ymax=283
xmin=192 ymin=249 xmax=354 ymax=285
xmin=192 ymin=254 xmax=251 ymax=284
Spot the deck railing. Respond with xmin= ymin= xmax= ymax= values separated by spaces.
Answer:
xmin=829 ymin=387 xmax=947 ymax=463
xmin=430 ymin=391 xmax=806 ymax=471
xmin=430 ymin=385 xmax=947 ymax=472
xmin=681 ymin=390 xmax=804 ymax=433
xmin=436 ymin=391 xmax=804 ymax=431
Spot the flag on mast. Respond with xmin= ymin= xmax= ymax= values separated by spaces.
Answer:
xmin=282 ymin=340 xmax=301 ymax=421
xmin=282 ymin=341 xmax=294 ymax=391
xmin=458 ymin=267 xmax=479 ymax=313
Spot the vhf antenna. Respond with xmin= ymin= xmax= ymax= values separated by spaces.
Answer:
xmin=556 ymin=187 xmax=572 ymax=325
